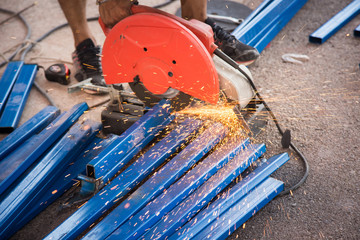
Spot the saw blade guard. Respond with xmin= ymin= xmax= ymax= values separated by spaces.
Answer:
xmin=101 ymin=7 xmax=220 ymax=105
xmin=213 ymin=54 xmax=255 ymax=108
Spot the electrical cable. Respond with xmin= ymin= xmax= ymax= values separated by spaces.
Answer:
xmin=214 ymin=48 xmax=309 ymax=196
xmin=151 ymin=0 xmax=177 ymax=9
xmin=0 ymin=8 xmax=32 ymax=68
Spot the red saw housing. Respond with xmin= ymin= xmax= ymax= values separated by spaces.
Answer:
xmin=101 ymin=5 xmax=219 ymax=105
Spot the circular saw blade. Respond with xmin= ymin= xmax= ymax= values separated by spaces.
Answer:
xmin=129 ymin=82 xmax=192 ymax=111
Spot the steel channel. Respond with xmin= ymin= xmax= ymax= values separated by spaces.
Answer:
xmin=0 ymin=64 xmax=38 ymax=132
xmin=309 ymin=0 xmax=360 ymax=44
xmin=44 ymin=118 xmax=203 ymax=240
xmin=140 ymin=143 xmax=266 ymax=240
xmin=170 ymin=153 xmax=289 ymax=240
xmin=108 ymin=137 xmax=251 ymax=240
xmin=6 ymin=135 xmax=119 ymax=239
xmin=82 ymin=123 xmax=227 ymax=240
xmin=0 ymin=102 xmax=88 ymax=196
xmin=0 ymin=106 xmax=60 ymax=161
xmin=0 ymin=120 xmax=100 ymax=239
xmin=80 ymin=115 xmax=174 ymax=194
xmin=251 ymin=0 xmax=307 ymax=52
xmin=194 ymin=178 xmax=284 ymax=240
xmin=0 ymin=61 xmax=24 ymax=114
xmin=87 ymin=99 xmax=172 ymax=180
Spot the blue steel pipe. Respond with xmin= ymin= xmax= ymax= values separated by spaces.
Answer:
xmin=5 ymin=135 xmax=118 ymax=239
xmin=309 ymin=0 xmax=360 ymax=44
xmin=0 ymin=105 xmax=60 ymax=160
xmin=82 ymin=123 xmax=227 ymax=240
xmin=0 ymin=61 xmax=23 ymax=114
xmin=108 ymin=137 xmax=250 ymax=240
xmin=0 ymin=64 xmax=38 ymax=132
xmin=44 ymin=118 xmax=203 ymax=240
xmin=0 ymin=120 xmax=100 ymax=239
xmin=169 ymin=153 xmax=289 ymax=240
xmin=0 ymin=102 xmax=88 ymax=196
xmin=140 ymin=143 xmax=266 ymax=240
xmin=87 ymin=99 xmax=171 ymax=181
xmin=194 ymin=178 xmax=284 ymax=240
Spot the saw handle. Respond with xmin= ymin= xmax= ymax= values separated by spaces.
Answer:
xmin=99 ymin=4 xmax=217 ymax=54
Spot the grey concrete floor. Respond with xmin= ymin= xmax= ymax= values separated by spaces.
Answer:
xmin=1 ymin=0 xmax=360 ymax=240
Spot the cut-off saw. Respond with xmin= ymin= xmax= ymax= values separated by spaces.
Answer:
xmin=100 ymin=5 xmax=263 ymax=134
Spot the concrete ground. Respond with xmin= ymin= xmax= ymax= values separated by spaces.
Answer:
xmin=0 ymin=0 xmax=359 ymax=239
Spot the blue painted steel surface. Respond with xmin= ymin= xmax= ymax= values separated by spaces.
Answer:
xmin=0 ymin=102 xmax=88 ymax=196
xmin=108 ymin=137 xmax=251 ymax=240
xmin=169 ymin=153 xmax=289 ymax=240
xmin=0 ymin=64 xmax=37 ymax=132
xmin=194 ymin=178 xmax=284 ymax=240
xmin=140 ymin=143 xmax=266 ymax=240
xmin=80 ymin=116 xmax=174 ymax=194
xmin=236 ymin=0 xmax=274 ymax=31
xmin=232 ymin=0 xmax=307 ymax=52
xmin=82 ymin=123 xmax=227 ymax=240
xmin=0 ymin=61 xmax=23 ymax=114
xmin=309 ymin=0 xmax=360 ymax=43
xmin=251 ymin=0 xmax=307 ymax=52
xmin=96 ymin=115 xmax=175 ymax=189
xmin=354 ymin=24 xmax=360 ymax=36
xmin=0 ymin=120 xmax=100 ymax=239
xmin=6 ymin=134 xmax=118 ymax=239
xmin=44 ymin=119 xmax=203 ymax=240
xmin=87 ymin=99 xmax=171 ymax=181
xmin=0 ymin=106 xmax=60 ymax=160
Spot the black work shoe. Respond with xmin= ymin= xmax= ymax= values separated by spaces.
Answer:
xmin=205 ymin=18 xmax=259 ymax=65
xmin=72 ymin=38 xmax=106 ymax=86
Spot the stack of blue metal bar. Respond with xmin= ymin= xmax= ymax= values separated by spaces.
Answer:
xmin=0 ymin=61 xmax=38 ymax=132
xmin=233 ymin=0 xmax=308 ymax=53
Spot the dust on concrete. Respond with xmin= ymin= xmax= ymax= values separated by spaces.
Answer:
xmin=0 ymin=0 xmax=359 ymax=239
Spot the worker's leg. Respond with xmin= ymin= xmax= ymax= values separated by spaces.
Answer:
xmin=180 ymin=0 xmax=207 ymax=21
xmin=58 ymin=0 xmax=95 ymax=47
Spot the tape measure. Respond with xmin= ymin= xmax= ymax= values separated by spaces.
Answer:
xmin=45 ymin=63 xmax=71 ymax=85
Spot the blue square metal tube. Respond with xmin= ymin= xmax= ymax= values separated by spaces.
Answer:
xmin=0 ymin=64 xmax=38 ymax=132
xmin=309 ymin=0 xmax=360 ymax=44
xmin=44 ymin=118 xmax=203 ymax=240
xmin=354 ymin=24 xmax=360 ymax=36
xmin=87 ymin=99 xmax=172 ymax=181
xmin=0 ymin=120 xmax=100 ymax=239
xmin=0 ymin=105 xmax=60 ymax=160
xmin=0 ymin=61 xmax=24 ymax=114
xmin=170 ymin=153 xmax=289 ymax=240
xmin=138 ymin=143 xmax=266 ymax=240
xmin=81 ymin=123 xmax=227 ymax=240
xmin=193 ymin=178 xmax=284 ymax=240
xmin=107 ymin=137 xmax=250 ymax=240
xmin=0 ymin=102 xmax=88 ymax=196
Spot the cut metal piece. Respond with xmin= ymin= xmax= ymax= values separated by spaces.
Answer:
xmin=0 ymin=64 xmax=38 ymax=133
xmin=107 ymin=137 xmax=250 ymax=240
xmin=44 ymin=118 xmax=203 ymax=240
xmin=0 ymin=120 xmax=100 ymax=239
xmin=309 ymin=0 xmax=360 ymax=44
xmin=0 ymin=106 xmax=60 ymax=161
xmin=140 ymin=143 xmax=266 ymax=240
xmin=0 ymin=61 xmax=24 ymax=114
xmin=82 ymin=123 xmax=227 ymax=240
xmin=0 ymin=102 xmax=88 ymax=196
xmin=86 ymin=99 xmax=171 ymax=182
xmin=213 ymin=54 xmax=254 ymax=108
xmin=354 ymin=24 xmax=360 ymax=36
xmin=170 ymin=153 xmax=289 ymax=240
xmin=192 ymin=177 xmax=284 ymax=240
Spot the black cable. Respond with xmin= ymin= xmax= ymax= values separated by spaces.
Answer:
xmin=152 ymin=0 xmax=177 ymax=9
xmin=0 ymin=8 xmax=32 ymax=68
xmin=214 ymin=48 xmax=309 ymax=196
xmin=33 ymin=81 xmax=58 ymax=107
